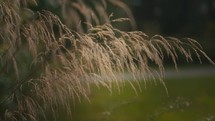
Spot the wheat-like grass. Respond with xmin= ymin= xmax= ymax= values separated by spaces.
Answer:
xmin=0 ymin=0 xmax=214 ymax=121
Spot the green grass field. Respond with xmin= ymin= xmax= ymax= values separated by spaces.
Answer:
xmin=58 ymin=75 xmax=215 ymax=121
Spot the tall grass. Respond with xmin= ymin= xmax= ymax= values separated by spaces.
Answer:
xmin=36 ymin=0 xmax=136 ymax=32
xmin=0 ymin=0 xmax=214 ymax=121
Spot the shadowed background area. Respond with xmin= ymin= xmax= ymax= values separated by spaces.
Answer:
xmin=126 ymin=0 xmax=215 ymax=62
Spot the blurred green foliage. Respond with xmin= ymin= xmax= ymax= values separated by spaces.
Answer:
xmin=66 ymin=75 xmax=215 ymax=121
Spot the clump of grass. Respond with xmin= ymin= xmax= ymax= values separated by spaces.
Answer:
xmin=37 ymin=0 xmax=136 ymax=32
xmin=0 ymin=0 xmax=214 ymax=121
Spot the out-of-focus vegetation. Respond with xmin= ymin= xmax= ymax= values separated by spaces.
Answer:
xmin=68 ymin=75 xmax=215 ymax=121
xmin=126 ymin=0 xmax=215 ymax=61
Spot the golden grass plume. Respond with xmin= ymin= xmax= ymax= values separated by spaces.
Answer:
xmin=0 ymin=0 xmax=214 ymax=121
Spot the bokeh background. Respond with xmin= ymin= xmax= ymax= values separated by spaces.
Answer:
xmin=127 ymin=0 xmax=215 ymax=61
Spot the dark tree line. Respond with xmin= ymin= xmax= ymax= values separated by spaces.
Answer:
xmin=127 ymin=0 xmax=215 ymax=59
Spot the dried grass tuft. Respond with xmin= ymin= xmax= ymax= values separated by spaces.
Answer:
xmin=41 ymin=0 xmax=136 ymax=32
xmin=0 ymin=0 xmax=214 ymax=121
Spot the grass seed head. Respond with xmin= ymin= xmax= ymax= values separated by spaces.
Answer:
xmin=0 ymin=0 xmax=214 ymax=121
